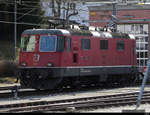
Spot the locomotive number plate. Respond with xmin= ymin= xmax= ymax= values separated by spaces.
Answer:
xmin=33 ymin=54 xmax=40 ymax=62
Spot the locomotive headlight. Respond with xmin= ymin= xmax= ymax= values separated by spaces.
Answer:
xmin=47 ymin=63 xmax=52 ymax=67
xmin=21 ymin=62 xmax=27 ymax=66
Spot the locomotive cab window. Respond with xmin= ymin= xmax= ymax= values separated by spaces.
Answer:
xmin=21 ymin=35 xmax=36 ymax=52
xmin=117 ymin=40 xmax=124 ymax=51
xmin=66 ymin=38 xmax=71 ymax=52
xmin=40 ymin=35 xmax=57 ymax=52
xmin=81 ymin=39 xmax=90 ymax=50
xmin=56 ymin=36 xmax=65 ymax=52
xmin=100 ymin=40 xmax=108 ymax=50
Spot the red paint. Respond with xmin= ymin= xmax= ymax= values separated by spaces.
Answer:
xmin=19 ymin=33 xmax=137 ymax=68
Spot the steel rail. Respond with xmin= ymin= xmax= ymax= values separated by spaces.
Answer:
xmin=1 ymin=91 xmax=150 ymax=113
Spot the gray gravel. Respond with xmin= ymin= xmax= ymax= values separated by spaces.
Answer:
xmin=0 ymin=84 xmax=150 ymax=113
xmin=81 ymin=104 xmax=150 ymax=113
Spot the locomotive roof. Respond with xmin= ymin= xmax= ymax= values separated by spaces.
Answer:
xmin=22 ymin=29 xmax=135 ymax=39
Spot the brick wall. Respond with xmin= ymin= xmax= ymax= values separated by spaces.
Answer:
xmin=90 ymin=9 xmax=150 ymax=26
xmin=89 ymin=8 xmax=150 ymax=58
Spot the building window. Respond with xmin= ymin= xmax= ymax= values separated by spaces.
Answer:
xmin=145 ymin=36 xmax=148 ymax=42
xmin=140 ymin=25 xmax=144 ymax=34
xmin=117 ymin=40 xmax=124 ymax=51
xmin=100 ymin=40 xmax=108 ymax=50
xmin=131 ymin=25 xmax=134 ymax=31
xmin=135 ymin=25 xmax=139 ymax=31
xmin=81 ymin=39 xmax=90 ymax=50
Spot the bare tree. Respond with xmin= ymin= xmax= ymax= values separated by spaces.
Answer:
xmin=50 ymin=0 xmax=78 ymax=27
xmin=51 ymin=0 xmax=61 ymax=18
xmin=65 ymin=1 xmax=78 ymax=25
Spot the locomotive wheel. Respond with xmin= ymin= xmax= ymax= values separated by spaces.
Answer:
xmin=19 ymin=72 xmax=33 ymax=88
xmin=20 ymin=76 xmax=31 ymax=88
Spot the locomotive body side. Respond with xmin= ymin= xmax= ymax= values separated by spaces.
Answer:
xmin=18 ymin=29 xmax=138 ymax=90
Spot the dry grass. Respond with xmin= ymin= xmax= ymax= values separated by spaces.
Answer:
xmin=0 ymin=77 xmax=18 ymax=84
xmin=0 ymin=59 xmax=18 ymax=84
xmin=0 ymin=40 xmax=20 ymax=84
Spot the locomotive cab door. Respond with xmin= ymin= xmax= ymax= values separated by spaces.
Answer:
xmin=131 ymin=40 xmax=136 ymax=65
xmin=62 ymin=37 xmax=79 ymax=66
xmin=63 ymin=37 xmax=80 ymax=77
xmin=61 ymin=37 xmax=72 ymax=66
xmin=72 ymin=38 xmax=79 ymax=65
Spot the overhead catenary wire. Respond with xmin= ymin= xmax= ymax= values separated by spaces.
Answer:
xmin=0 ymin=0 xmax=89 ymax=13
xmin=16 ymin=8 xmax=37 ymax=21
xmin=0 ymin=0 xmax=89 ymax=27
xmin=0 ymin=10 xmax=44 ymax=17
xmin=0 ymin=20 xmax=42 ymax=26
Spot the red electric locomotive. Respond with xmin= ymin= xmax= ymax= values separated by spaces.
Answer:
xmin=18 ymin=27 xmax=138 ymax=90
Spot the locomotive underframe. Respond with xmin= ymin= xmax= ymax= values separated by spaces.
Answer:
xmin=19 ymin=66 xmax=139 ymax=90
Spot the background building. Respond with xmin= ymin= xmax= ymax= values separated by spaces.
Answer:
xmin=88 ymin=1 xmax=150 ymax=68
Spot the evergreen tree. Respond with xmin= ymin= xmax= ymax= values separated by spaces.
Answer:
xmin=0 ymin=0 xmax=45 ymax=60
xmin=0 ymin=0 xmax=45 ymax=41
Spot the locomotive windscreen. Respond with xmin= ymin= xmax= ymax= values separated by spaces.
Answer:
xmin=21 ymin=35 xmax=36 ymax=52
xmin=40 ymin=35 xmax=57 ymax=52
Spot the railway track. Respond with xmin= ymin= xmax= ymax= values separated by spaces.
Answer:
xmin=0 ymin=85 xmax=20 ymax=91
xmin=0 ymin=83 xmax=143 ymax=99
xmin=0 ymin=90 xmax=150 ymax=113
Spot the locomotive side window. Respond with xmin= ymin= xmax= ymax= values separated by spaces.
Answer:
xmin=40 ymin=35 xmax=56 ymax=52
xmin=81 ymin=39 xmax=90 ymax=50
xmin=73 ymin=53 xmax=78 ymax=63
xmin=100 ymin=40 xmax=108 ymax=50
xmin=117 ymin=40 xmax=124 ymax=51
xmin=21 ymin=35 xmax=36 ymax=52
xmin=66 ymin=38 xmax=71 ymax=52
xmin=56 ymin=36 xmax=65 ymax=52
